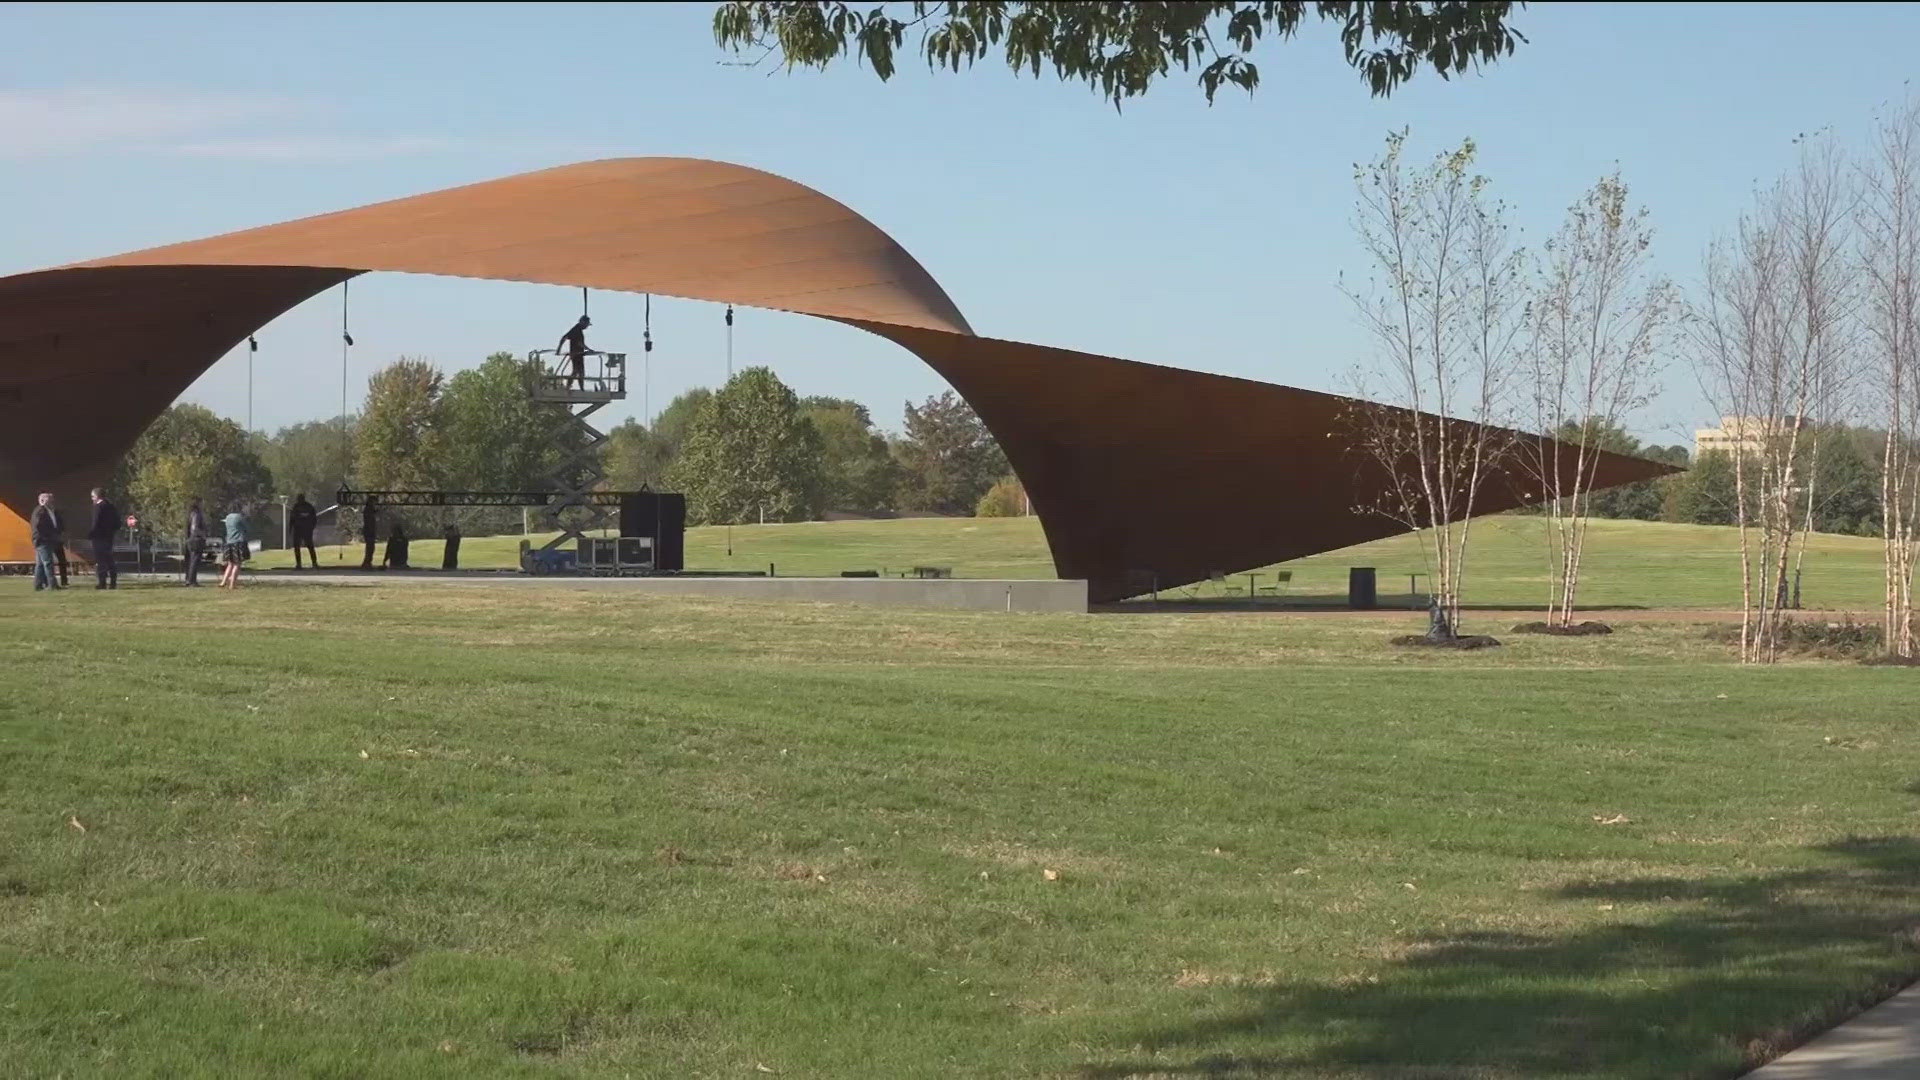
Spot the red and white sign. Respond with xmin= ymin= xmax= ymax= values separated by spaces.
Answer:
xmin=125 ymin=515 xmax=138 ymax=529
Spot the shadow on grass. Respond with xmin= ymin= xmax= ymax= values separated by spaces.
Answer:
xmin=1080 ymin=837 xmax=1920 ymax=1079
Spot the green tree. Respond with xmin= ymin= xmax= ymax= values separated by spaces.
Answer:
xmin=893 ymin=391 xmax=1008 ymax=515
xmin=259 ymin=417 xmax=357 ymax=507
xmin=803 ymin=396 xmax=900 ymax=514
xmin=974 ymin=474 xmax=1027 ymax=517
xmin=439 ymin=352 xmax=567 ymax=533
xmin=602 ymin=419 xmax=665 ymax=490
xmin=1604 ymin=443 xmax=1691 ymax=520
xmin=119 ymin=404 xmax=274 ymax=539
xmin=441 ymin=352 xmax=559 ymax=491
xmin=1550 ymin=420 xmax=1688 ymax=522
xmin=354 ymin=358 xmax=446 ymax=538
xmin=355 ymin=358 xmax=446 ymax=491
xmin=1664 ymin=450 xmax=1739 ymax=526
xmin=602 ymin=389 xmax=713 ymax=489
xmin=670 ymin=368 xmax=824 ymax=524
xmin=713 ymin=2 xmax=1527 ymax=105
xmin=1807 ymin=427 xmax=1882 ymax=537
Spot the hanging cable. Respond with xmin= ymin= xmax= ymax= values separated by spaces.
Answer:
xmin=643 ymin=293 xmax=654 ymax=425
xmin=723 ymin=302 xmax=736 ymax=556
xmin=581 ymin=286 xmax=589 ymax=319
xmin=247 ymin=335 xmax=258 ymax=434
xmin=340 ymin=281 xmax=353 ymax=489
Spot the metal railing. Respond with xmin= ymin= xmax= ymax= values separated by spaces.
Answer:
xmin=528 ymin=349 xmax=626 ymax=401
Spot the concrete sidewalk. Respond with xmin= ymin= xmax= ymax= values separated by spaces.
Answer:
xmin=1745 ymin=982 xmax=1920 ymax=1079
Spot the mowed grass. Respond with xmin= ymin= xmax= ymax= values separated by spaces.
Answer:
xmin=2 ymin=581 xmax=1918 ymax=1078
xmin=257 ymin=515 xmax=1893 ymax=611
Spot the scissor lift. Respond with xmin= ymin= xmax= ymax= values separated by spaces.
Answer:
xmin=527 ymin=349 xmax=627 ymax=553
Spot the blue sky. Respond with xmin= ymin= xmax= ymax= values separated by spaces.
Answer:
xmin=6 ymin=2 xmax=1919 ymax=443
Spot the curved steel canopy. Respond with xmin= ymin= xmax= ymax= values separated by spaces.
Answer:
xmin=0 ymin=157 xmax=1672 ymax=600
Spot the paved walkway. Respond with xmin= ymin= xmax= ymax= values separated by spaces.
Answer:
xmin=1745 ymin=982 xmax=1920 ymax=1079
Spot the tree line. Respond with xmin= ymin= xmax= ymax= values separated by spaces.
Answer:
xmin=111 ymin=353 xmax=1019 ymax=540
xmin=1515 ymin=421 xmax=1887 ymax=538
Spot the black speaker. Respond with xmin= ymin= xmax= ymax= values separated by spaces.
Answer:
xmin=618 ymin=492 xmax=685 ymax=572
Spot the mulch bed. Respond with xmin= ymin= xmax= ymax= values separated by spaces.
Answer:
xmin=1859 ymin=654 xmax=1920 ymax=667
xmin=1388 ymin=634 xmax=1502 ymax=650
xmin=1509 ymin=621 xmax=1614 ymax=636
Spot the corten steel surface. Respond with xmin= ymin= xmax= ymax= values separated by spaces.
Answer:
xmin=0 ymin=158 xmax=1673 ymax=600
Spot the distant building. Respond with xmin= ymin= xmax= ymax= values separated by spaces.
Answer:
xmin=1693 ymin=416 xmax=1811 ymax=457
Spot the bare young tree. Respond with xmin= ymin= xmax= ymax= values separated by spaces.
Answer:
xmin=1346 ymin=131 xmax=1526 ymax=634
xmin=1692 ymin=143 xmax=1852 ymax=663
xmin=1779 ymin=140 xmax=1860 ymax=612
xmin=1524 ymin=173 xmax=1678 ymax=626
xmin=1858 ymin=99 xmax=1920 ymax=657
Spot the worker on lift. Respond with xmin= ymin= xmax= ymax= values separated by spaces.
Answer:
xmin=557 ymin=315 xmax=592 ymax=389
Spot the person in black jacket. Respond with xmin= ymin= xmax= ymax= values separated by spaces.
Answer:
xmin=87 ymin=487 xmax=119 ymax=589
xmin=557 ymin=315 xmax=592 ymax=388
xmin=359 ymin=496 xmax=379 ymax=571
xmin=289 ymin=493 xmax=319 ymax=569
xmin=28 ymin=492 xmax=64 ymax=591
xmin=184 ymin=496 xmax=208 ymax=587
xmin=382 ymin=522 xmax=410 ymax=570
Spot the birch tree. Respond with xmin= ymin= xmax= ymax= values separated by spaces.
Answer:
xmin=1524 ymin=173 xmax=1678 ymax=626
xmin=1779 ymin=142 xmax=1859 ymax=612
xmin=1692 ymin=144 xmax=1851 ymax=662
xmin=1346 ymin=131 xmax=1526 ymax=634
xmin=1859 ymin=99 xmax=1920 ymax=657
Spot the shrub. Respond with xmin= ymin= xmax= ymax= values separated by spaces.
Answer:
xmin=975 ymin=475 xmax=1027 ymax=517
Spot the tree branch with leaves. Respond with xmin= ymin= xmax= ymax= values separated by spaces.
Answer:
xmin=713 ymin=1 xmax=1527 ymax=106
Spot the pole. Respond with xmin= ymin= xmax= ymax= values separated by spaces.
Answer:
xmin=340 ymin=281 xmax=352 ymax=486
xmin=247 ymin=335 xmax=256 ymax=434
xmin=280 ymin=495 xmax=290 ymax=551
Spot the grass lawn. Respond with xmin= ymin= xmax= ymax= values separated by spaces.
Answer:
xmin=256 ymin=514 xmax=1893 ymax=612
xmin=2 ymin=577 xmax=1917 ymax=1078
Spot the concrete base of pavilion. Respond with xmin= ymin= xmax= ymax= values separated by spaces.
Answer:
xmin=226 ymin=569 xmax=1090 ymax=613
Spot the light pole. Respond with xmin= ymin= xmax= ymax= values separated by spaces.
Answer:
xmin=279 ymin=494 xmax=290 ymax=551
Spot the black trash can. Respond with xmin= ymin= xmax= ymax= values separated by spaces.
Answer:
xmin=1348 ymin=566 xmax=1377 ymax=610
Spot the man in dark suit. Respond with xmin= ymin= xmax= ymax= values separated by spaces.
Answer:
xmin=28 ymin=492 xmax=64 ymax=591
xmin=184 ymin=496 xmax=208 ymax=586
xmin=88 ymin=487 xmax=120 ymax=589
xmin=359 ymin=496 xmax=379 ymax=570
xmin=289 ymin=493 xmax=319 ymax=569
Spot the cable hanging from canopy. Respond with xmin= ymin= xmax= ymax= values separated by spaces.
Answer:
xmin=246 ymin=334 xmax=258 ymax=435
xmin=339 ymin=280 xmax=353 ymax=490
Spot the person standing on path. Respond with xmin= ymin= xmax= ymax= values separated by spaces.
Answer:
xmin=289 ymin=493 xmax=319 ymax=569
xmin=87 ymin=488 xmax=119 ymax=589
xmin=184 ymin=497 xmax=208 ymax=587
xmin=28 ymin=492 xmax=64 ymax=591
xmin=359 ymin=496 xmax=379 ymax=570
xmin=219 ymin=506 xmax=249 ymax=589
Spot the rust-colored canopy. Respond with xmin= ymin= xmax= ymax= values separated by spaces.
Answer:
xmin=0 ymin=157 xmax=1672 ymax=599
